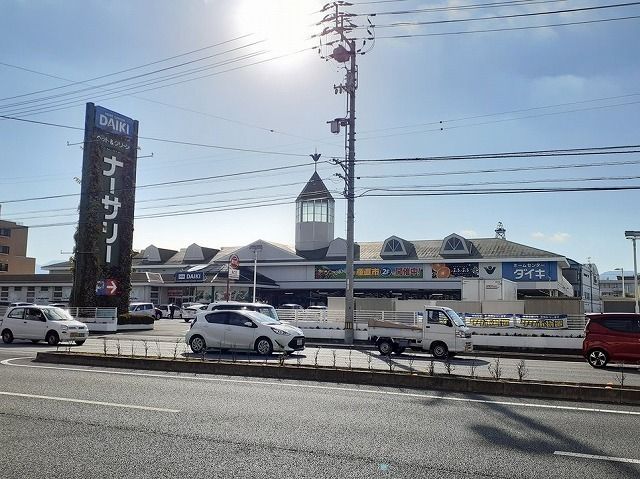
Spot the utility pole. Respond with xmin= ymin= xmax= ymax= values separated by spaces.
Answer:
xmin=317 ymin=1 xmax=373 ymax=344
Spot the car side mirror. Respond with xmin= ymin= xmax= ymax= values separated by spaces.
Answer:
xmin=446 ymin=319 xmax=453 ymax=327
xmin=244 ymin=321 xmax=254 ymax=327
xmin=41 ymin=317 xmax=47 ymax=322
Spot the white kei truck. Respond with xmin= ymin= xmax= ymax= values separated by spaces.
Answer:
xmin=369 ymin=306 xmax=473 ymax=359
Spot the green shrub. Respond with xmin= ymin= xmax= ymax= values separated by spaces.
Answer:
xmin=117 ymin=314 xmax=153 ymax=325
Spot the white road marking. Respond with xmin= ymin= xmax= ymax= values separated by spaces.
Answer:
xmin=2 ymin=357 xmax=639 ymax=416
xmin=0 ymin=390 xmax=180 ymax=413
xmin=554 ymin=451 xmax=640 ymax=464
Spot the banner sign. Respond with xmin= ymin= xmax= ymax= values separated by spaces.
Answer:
xmin=315 ymin=264 xmax=424 ymax=280
xmin=175 ymin=271 xmax=205 ymax=283
xmin=463 ymin=313 xmax=568 ymax=329
xmin=503 ymin=262 xmax=557 ymax=282
xmin=514 ymin=314 xmax=567 ymax=329
xmin=463 ymin=313 xmax=512 ymax=328
xmin=72 ymin=103 xmax=138 ymax=311
xmin=432 ymin=263 xmax=479 ymax=279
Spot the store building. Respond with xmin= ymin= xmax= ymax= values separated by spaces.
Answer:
xmin=1 ymin=173 xmax=577 ymax=307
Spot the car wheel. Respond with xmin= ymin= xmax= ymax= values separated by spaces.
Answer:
xmin=431 ymin=342 xmax=448 ymax=359
xmin=377 ymin=339 xmax=393 ymax=356
xmin=255 ymin=337 xmax=273 ymax=356
xmin=31 ymin=340 xmax=40 ymax=344
xmin=2 ymin=329 xmax=14 ymax=344
xmin=46 ymin=331 xmax=60 ymax=346
xmin=587 ymin=348 xmax=608 ymax=368
xmin=75 ymin=340 xmax=86 ymax=346
xmin=189 ymin=335 xmax=206 ymax=354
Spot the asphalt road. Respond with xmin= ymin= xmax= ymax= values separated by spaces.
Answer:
xmin=0 ymin=353 xmax=639 ymax=478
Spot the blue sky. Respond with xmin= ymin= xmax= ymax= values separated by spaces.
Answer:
xmin=1 ymin=0 xmax=639 ymax=274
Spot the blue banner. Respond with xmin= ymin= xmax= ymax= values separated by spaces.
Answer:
xmin=503 ymin=261 xmax=557 ymax=282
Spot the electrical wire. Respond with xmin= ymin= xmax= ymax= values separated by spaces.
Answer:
xmin=359 ymin=158 xmax=640 ymax=179
xmin=362 ymin=2 xmax=640 ymax=29
xmin=358 ymin=145 xmax=640 ymax=163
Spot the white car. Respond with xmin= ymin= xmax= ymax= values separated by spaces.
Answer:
xmin=182 ymin=304 xmax=207 ymax=322
xmin=186 ymin=309 xmax=305 ymax=355
xmin=1 ymin=305 xmax=89 ymax=346
xmin=129 ymin=302 xmax=158 ymax=320
xmin=157 ymin=304 xmax=183 ymax=319
xmin=206 ymin=301 xmax=279 ymax=321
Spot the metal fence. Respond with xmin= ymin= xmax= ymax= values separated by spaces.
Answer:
xmin=65 ymin=307 xmax=118 ymax=325
xmin=277 ymin=309 xmax=587 ymax=330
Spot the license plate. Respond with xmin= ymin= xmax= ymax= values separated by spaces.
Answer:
xmin=296 ymin=338 xmax=303 ymax=346
xmin=70 ymin=333 xmax=84 ymax=338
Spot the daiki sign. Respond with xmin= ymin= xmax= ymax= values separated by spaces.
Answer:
xmin=72 ymin=103 xmax=138 ymax=312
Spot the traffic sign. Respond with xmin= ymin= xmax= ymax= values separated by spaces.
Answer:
xmin=230 ymin=254 xmax=240 ymax=269
xmin=96 ymin=279 xmax=118 ymax=296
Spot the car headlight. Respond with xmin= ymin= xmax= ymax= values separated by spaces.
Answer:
xmin=61 ymin=326 xmax=68 ymax=333
xmin=271 ymin=327 xmax=290 ymax=336
xmin=455 ymin=330 xmax=466 ymax=338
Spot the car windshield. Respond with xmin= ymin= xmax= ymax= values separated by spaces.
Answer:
xmin=250 ymin=311 xmax=280 ymax=325
xmin=445 ymin=309 xmax=466 ymax=327
xmin=43 ymin=308 xmax=74 ymax=321
xmin=257 ymin=307 xmax=278 ymax=320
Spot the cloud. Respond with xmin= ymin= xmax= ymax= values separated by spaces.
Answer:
xmin=460 ymin=229 xmax=478 ymax=237
xmin=531 ymin=232 xmax=570 ymax=243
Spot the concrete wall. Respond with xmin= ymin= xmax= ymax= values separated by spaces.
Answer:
xmin=355 ymin=297 xmax=395 ymax=311
xmin=523 ymin=297 xmax=584 ymax=315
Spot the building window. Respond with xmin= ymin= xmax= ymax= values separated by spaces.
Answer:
xmin=384 ymin=239 xmax=403 ymax=253
xmin=0 ymin=286 xmax=8 ymax=300
xmin=299 ymin=200 xmax=333 ymax=223
xmin=444 ymin=237 xmax=465 ymax=251
xmin=26 ymin=287 xmax=35 ymax=302
xmin=40 ymin=286 xmax=49 ymax=292
xmin=151 ymin=286 xmax=159 ymax=305
xmin=0 ymin=263 xmax=7 ymax=272
xmin=0 ymin=228 xmax=10 ymax=237
xmin=53 ymin=286 xmax=63 ymax=300
xmin=14 ymin=286 xmax=21 ymax=291
xmin=0 ymin=245 xmax=9 ymax=255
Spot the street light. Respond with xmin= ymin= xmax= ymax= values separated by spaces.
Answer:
xmin=624 ymin=231 xmax=640 ymax=313
xmin=249 ymin=244 xmax=263 ymax=303
xmin=614 ymin=267 xmax=625 ymax=299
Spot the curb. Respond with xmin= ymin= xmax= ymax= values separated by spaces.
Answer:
xmin=34 ymin=352 xmax=640 ymax=406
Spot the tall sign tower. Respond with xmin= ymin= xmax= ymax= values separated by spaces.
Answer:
xmin=71 ymin=103 xmax=139 ymax=314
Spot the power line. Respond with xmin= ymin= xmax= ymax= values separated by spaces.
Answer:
xmin=358 ymin=92 xmax=640 ymax=136
xmin=4 ymin=46 xmax=316 ymax=121
xmin=358 ymin=174 xmax=640 ymax=194
xmin=0 ymin=160 xmax=326 ymax=204
xmin=0 ymin=34 xmax=257 ymax=103
xmin=359 ymin=158 xmax=640 ymax=179
xmin=364 ymin=2 xmax=640 ymax=29
xmin=353 ymin=0 xmax=567 ymax=15
xmin=367 ymin=15 xmax=640 ymax=39
xmin=364 ymin=185 xmax=640 ymax=197
xmin=358 ymin=145 xmax=640 ymax=163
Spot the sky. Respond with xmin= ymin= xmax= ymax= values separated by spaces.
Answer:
xmin=0 ymin=0 xmax=639 ymax=274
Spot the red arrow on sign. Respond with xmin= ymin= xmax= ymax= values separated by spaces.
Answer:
xmin=106 ymin=279 xmax=118 ymax=295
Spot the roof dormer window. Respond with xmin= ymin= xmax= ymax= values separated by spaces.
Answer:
xmin=440 ymin=233 xmax=471 ymax=256
xmin=381 ymin=236 xmax=410 ymax=257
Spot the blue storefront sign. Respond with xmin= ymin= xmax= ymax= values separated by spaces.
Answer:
xmin=503 ymin=262 xmax=557 ymax=282
xmin=175 ymin=271 xmax=205 ymax=283
xmin=95 ymin=106 xmax=135 ymax=138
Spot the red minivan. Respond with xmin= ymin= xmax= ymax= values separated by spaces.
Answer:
xmin=583 ymin=313 xmax=640 ymax=368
